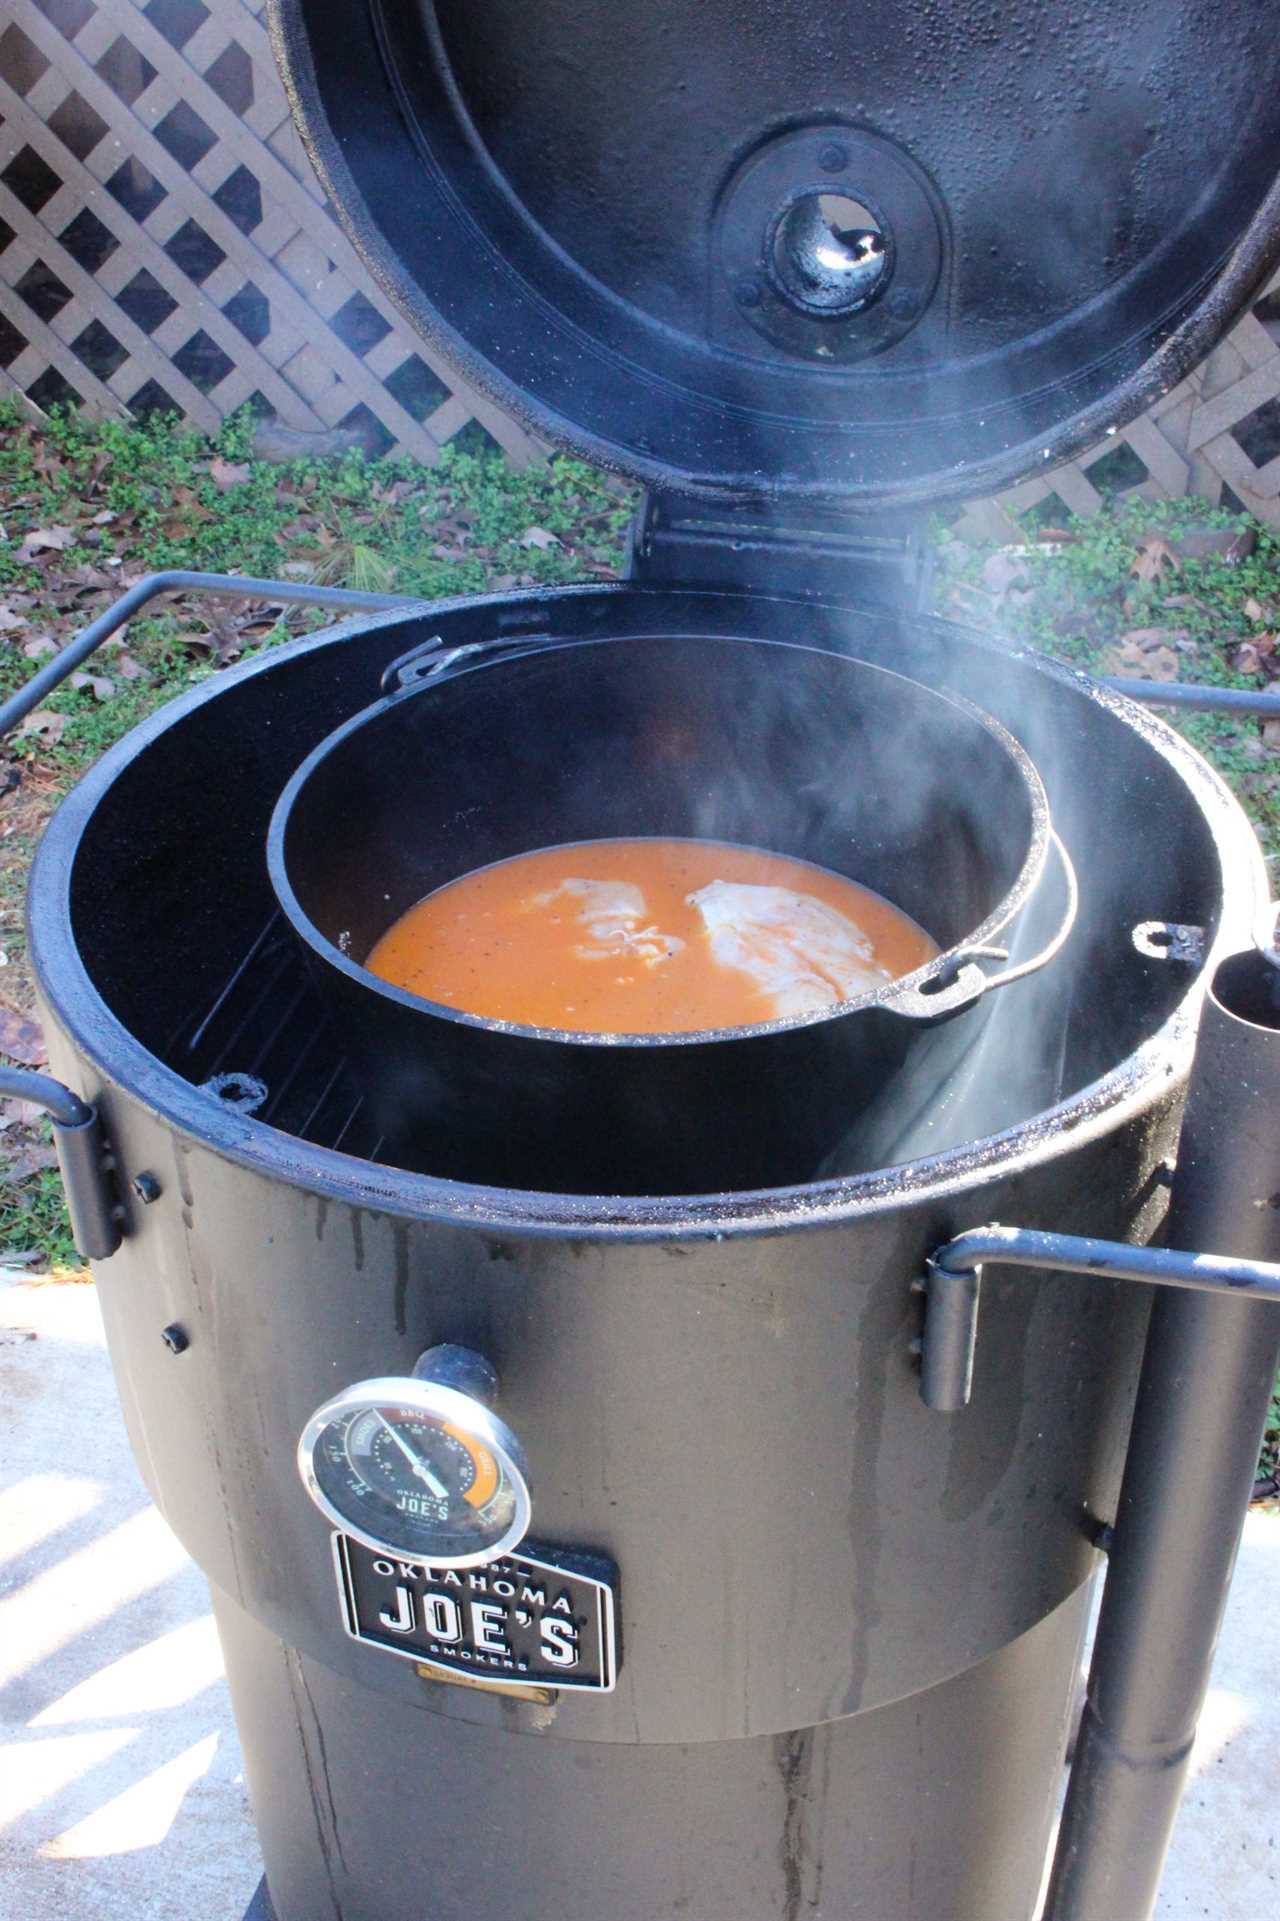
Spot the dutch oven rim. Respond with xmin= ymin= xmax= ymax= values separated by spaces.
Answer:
xmin=264 ymin=633 xmax=1052 ymax=1051
xmin=27 ymin=587 xmax=1267 ymax=1239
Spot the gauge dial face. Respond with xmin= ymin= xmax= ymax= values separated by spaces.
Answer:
xmin=299 ymin=1380 xmax=530 ymax=1567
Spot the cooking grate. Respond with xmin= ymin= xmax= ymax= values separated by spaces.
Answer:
xmin=165 ymin=914 xmax=386 ymax=1160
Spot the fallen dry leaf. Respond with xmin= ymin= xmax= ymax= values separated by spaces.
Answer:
xmin=371 ymin=478 xmax=413 ymax=506
xmin=4 ymin=1142 xmax=58 ymax=1182
xmin=0 ymin=1004 xmax=46 ymax=1066
xmin=519 ymin=526 xmax=561 ymax=551
xmin=206 ymin=618 xmax=242 ymax=672
xmin=181 ymin=611 xmax=243 ymax=664
xmin=16 ymin=526 xmax=75 ymax=564
xmin=21 ymin=636 xmax=57 ymax=660
xmin=207 ymin=458 xmax=252 ymax=492
xmin=90 ymin=509 xmax=116 ymax=527
xmin=69 ymin=671 xmax=115 ymax=701
xmin=1129 ymin=536 xmax=1180 ymax=583
xmin=168 ymin=485 xmax=214 ymax=525
xmin=18 ymin=708 xmax=67 ymax=744
xmin=1101 ymin=630 xmax=1182 ymax=681
xmin=64 ymin=562 xmax=114 ymax=592
xmin=0 ymin=604 xmax=27 ymax=633
xmin=1263 ymin=719 xmax=1280 ymax=750
xmin=115 ymin=653 xmax=144 ymax=680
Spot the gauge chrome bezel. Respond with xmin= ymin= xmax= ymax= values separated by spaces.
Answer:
xmin=297 ymin=1375 xmax=532 ymax=1568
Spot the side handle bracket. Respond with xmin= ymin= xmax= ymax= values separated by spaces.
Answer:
xmin=0 ymin=1066 xmax=122 ymax=1261
xmin=918 ymin=1223 xmax=1280 ymax=1410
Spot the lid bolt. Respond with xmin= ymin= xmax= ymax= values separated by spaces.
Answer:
xmin=818 ymin=142 xmax=849 ymax=174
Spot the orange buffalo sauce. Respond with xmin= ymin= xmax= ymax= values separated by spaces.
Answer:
xmin=366 ymin=838 xmax=938 ymax=1035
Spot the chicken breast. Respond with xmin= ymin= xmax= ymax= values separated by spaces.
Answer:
xmin=687 ymin=880 xmax=891 ymax=1016
xmin=533 ymin=878 xmax=684 ymax=967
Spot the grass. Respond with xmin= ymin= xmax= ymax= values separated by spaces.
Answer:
xmin=0 ymin=1155 xmax=81 ymax=1270
xmin=934 ymin=492 xmax=1280 ymax=866
xmin=0 ymin=410 xmax=1277 ymax=1485
xmin=0 ymin=403 xmax=633 ymax=796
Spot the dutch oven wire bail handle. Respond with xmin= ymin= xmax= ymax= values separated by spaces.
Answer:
xmin=378 ymin=630 xmax=556 ymax=698
xmin=887 ymin=828 xmax=1079 ymax=1023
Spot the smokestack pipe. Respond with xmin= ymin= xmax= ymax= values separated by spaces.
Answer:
xmin=1042 ymin=945 xmax=1280 ymax=1921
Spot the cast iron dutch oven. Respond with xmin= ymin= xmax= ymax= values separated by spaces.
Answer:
xmin=268 ymin=627 xmax=1071 ymax=1194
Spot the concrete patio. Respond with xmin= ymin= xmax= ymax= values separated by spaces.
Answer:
xmin=2 ymin=1264 xmax=1276 ymax=1921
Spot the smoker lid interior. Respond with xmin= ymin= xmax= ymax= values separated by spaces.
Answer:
xmin=271 ymin=0 xmax=1280 ymax=506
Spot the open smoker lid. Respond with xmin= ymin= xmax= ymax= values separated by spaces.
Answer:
xmin=272 ymin=0 xmax=1280 ymax=506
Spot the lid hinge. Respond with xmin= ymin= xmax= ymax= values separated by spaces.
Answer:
xmin=627 ymin=491 xmax=934 ymax=614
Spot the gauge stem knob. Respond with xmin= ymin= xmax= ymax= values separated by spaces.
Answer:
xmin=298 ymin=1347 xmax=531 ymax=1567
xmin=412 ymin=1343 xmax=499 ymax=1408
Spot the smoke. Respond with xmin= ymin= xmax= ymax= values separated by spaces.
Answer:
xmin=273 ymin=0 xmax=1263 ymax=1190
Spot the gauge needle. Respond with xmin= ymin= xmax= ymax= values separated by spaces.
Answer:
xmin=375 ymin=1412 xmax=450 ymax=1501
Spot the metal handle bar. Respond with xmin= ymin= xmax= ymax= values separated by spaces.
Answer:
xmin=0 ymin=1064 xmax=120 ymax=1259
xmin=0 ymin=569 xmax=425 ymax=737
xmin=0 ymin=1062 xmax=92 ymax=1127
xmin=918 ymin=1221 xmax=1280 ymax=1411
xmin=1102 ymin=675 xmax=1280 ymax=717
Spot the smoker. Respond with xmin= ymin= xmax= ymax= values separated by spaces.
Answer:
xmin=6 ymin=3 xmax=1280 ymax=1918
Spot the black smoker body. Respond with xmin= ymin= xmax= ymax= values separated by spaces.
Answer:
xmin=29 ymin=587 xmax=1266 ymax=1920
xmin=22 ymin=0 xmax=1280 ymax=1904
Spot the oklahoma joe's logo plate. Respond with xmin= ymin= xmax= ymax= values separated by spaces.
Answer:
xmin=333 ymin=1534 xmax=619 ymax=1692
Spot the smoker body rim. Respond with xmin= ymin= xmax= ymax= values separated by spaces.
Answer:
xmin=265 ymin=634 xmax=1051 ymax=1050
xmin=28 ymin=584 xmax=1266 ymax=1240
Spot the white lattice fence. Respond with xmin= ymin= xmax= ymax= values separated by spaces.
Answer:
xmin=955 ymin=266 xmax=1280 ymax=539
xmin=0 ymin=0 xmax=537 ymax=463
xmin=0 ymin=0 xmax=1277 ymax=515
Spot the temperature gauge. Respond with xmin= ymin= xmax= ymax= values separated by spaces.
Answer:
xmin=298 ymin=1345 xmax=531 ymax=1568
